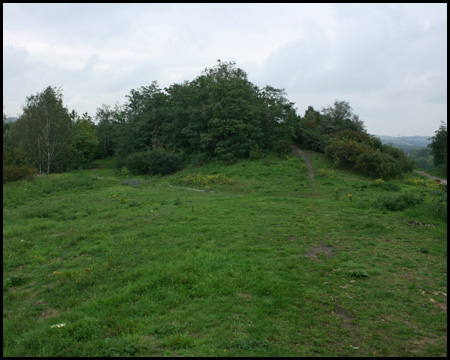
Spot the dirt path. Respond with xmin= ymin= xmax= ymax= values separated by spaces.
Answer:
xmin=413 ymin=170 xmax=447 ymax=185
xmin=292 ymin=147 xmax=447 ymax=187
xmin=293 ymin=146 xmax=316 ymax=191
xmin=88 ymin=162 xmax=107 ymax=180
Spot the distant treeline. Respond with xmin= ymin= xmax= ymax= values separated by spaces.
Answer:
xmin=3 ymin=61 xmax=446 ymax=182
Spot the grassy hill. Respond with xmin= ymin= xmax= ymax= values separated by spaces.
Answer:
xmin=376 ymin=135 xmax=431 ymax=155
xmin=3 ymin=150 xmax=447 ymax=357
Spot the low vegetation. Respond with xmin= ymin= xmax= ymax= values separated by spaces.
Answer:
xmin=3 ymin=151 xmax=447 ymax=357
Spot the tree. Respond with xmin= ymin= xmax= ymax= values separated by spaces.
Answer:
xmin=103 ymin=61 xmax=301 ymax=166
xmin=296 ymin=106 xmax=329 ymax=152
xmin=71 ymin=112 xmax=100 ymax=168
xmin=259 ymin=86 xmax=299 ymax=154
xmin=321 ymin=100 xmax=365 ymax=134
xmin=17 ymin=86 xmax=72 ymax=174
xmin=95 ymin=104 xmax=116 ymax=157
xmin=428 ymin=121 xmax=447 ymax=175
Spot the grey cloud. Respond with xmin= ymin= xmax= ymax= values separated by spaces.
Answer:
xmin=3 ymin=3 xmax=446 ymax=135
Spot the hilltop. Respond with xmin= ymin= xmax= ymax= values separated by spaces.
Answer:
xmin=375 ymin=135 xmax=431 ymax=152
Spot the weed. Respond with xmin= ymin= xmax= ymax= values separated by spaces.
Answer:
xmin=349 ymin=270 xmax=369 ymax=279
xmin=182 ymin=173 xmax=235 ymax=188
xmin=371 ymin=178 xmax=401 ymax=192
xmin=3 ymin=275 xmax=28 ymax=290
xmin=318 ymin=168 xmax=337 ymax=179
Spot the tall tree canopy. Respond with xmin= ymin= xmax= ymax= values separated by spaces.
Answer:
xmin=112 ymin=60 xmax=300 ymax=163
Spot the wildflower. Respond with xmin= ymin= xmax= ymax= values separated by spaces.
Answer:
xmin=348 ymin=194 xmax=353 ymax=202
xmin=50 ymin=323 xmax=66 ymax=328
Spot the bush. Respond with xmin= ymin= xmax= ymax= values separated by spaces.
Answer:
xmin=325 ymin=139 xmax=366 ymax=169
xmin=325 ymin=130 xmax=414 ymax=179
xmin=125 ymin=150 xmax=183 ymax=176
xmin=3 ymin=165 xmax=38 ymax=183
xmin=355 ymin=151 xmax=399 ymax=179
xmin=125 ymin=152 xmax=149 ymax=175
xmin=374 ymin=192 xmax=423 ymax=212
xmin=147 ymin=149 xmax=183 ymax=175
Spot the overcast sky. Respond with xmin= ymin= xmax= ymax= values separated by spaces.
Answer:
xmin=3 ymin=3 xmax=447 ymax=136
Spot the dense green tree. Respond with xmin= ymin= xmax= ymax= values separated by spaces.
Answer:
xmin=3 ymin=116 xmax=30 ymax=168
xmin=164 ymin=81 xmax=196 ymax=152
xmin=296 ymin=101 xmax=366 ymax=153
xmin=71 ymin=112 xmax=100 ymax=168
xmin=258 ymin=86 xmax=299 ymax=154
xmin=17 ymin=86 xmax=72 ymax=174
xmin=124 ymin=81 xmax=169 ymax=152
xmin=428 ymin=121 xmax=447 ymax=175
xmin=296 ymin=106 xmax=329 ymax=152
xmin=321 ymin=100 xmax=365 ymax=134
xmin=95 ymin=104 xmax=119 ymax=157
xmin=112 ymin=60 xmax=299 ymax=165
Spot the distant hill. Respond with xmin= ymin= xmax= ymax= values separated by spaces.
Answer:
xmin=375 ymin=135 xmax=431 ymax=155
xmin=5 ymin=117 xmax=18 ymax=123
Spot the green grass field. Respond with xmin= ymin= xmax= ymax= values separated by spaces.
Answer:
xmin=3 ymin=149 xmax=447 ymax=357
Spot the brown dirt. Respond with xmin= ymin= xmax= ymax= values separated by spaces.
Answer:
xmin=293 ymin=146 xmax=316 ymax=191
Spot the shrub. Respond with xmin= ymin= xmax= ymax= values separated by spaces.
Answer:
xmin=125 ymin=150 xmax=183 ymax=176
xmin=355 ymin=151 xmax=400 ymax=179
xmin=125 ymin=152 xmax=149 ymax=175
xmin=374 ymin=192 xmax=423 ymax=212
xmin=146 ymin=149 xmax=183 ymax=175
xmin=3 ymin=165 xmax=38 ymax=183
xmin=325 ymin=139 xmax=366 ymax=169
xmin=114 ymin=156 xmax=127 ymax=175
xmin=325 ymin=130 xmax=414 ymax=179
xmin=273 ymin=140 xmax=293 ymax=156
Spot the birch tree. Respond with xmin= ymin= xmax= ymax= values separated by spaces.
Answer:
xmin=18 ymin=86 xmax=72 ymax=174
